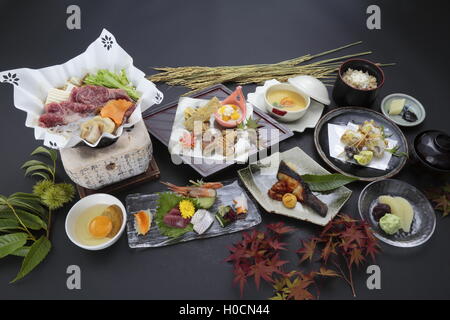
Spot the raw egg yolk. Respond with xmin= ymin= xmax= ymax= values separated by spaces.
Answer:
xmin=89 ymin=216 xmax=113 ymax=238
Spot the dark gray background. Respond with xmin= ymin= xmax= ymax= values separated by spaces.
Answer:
xmin=0 ymin=0 xmax=449 ymax=299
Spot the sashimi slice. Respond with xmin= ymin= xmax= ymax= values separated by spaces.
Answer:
xmin=163 ymin=208 xmax=191 ymax=228
xmin=193 ymin=211 xmax=214 ymax=235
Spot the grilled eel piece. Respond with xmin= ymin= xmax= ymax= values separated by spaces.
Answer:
xmin=268 ymin=161 xmax=328 ymax=217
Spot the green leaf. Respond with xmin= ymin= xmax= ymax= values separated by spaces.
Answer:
xmin=0 ymin=219 xmax=20 ymax=231
xmin=301 ymin=174 xmax=358 ymax=192
xmin=21 ymin=160 xmax=48 ymax=169
xmin=246 ymin=118 xmax=260 ymax=130
xmin=7 ymin=197 xmax=47 ymax=219
xmin=10 ymin=246 xmax=30 ymax=257
xmin=0 ymin=195 xmax=8 ymax=205
xmin=9 ymin=246 xmax=31 ymax=257
xmin=24 ymin=164 xmax=53 ymax=177
xmin=386 ymin=146 xmax=408 ymax=158
xmin=31 ymin=172 xmax=50 ymax=180
xmin=31 ymin=146 xmax=57 ymax=162
xmin=9 ymin=192 xmax=40 ymax=202
xmin=0 ymin=207 xmax=47 ymax=230
xmin=11 ymin=236 xmax=51 ymax=283
xmin=0 ymin=233 xmax=28 ymax=259
xmin=154 ymin=192 xmax=194 ymax=238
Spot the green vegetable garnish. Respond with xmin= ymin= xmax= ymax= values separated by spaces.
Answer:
xmin=83 ymin=69 xmax=141 ymax=101
xmin=301 ymin=173 xmax=358 ymax=192
xmin=386 ymin=146 xmax=408 ymax=158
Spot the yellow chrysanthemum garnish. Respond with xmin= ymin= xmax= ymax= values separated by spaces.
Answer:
xmin=179 ymin=199 xmax=195 ymax=219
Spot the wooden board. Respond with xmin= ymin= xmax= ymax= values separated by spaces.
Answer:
xmin=76 ymin=157 xmax=160 ymax=198
xmin=143 ymin=84 xmax=294 ymax=177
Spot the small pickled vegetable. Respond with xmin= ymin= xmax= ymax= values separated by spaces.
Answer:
xmin=402 ymin=109 xmax=418 ymax=122
xmin=354 ymin=150 xmax=374 ymax=166
xmin=282 ymin=193 xmax=297 ymax=209
xmin=215 ymin=205 xmax=237 ymax=227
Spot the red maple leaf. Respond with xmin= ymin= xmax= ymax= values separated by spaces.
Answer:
xmin=434 ymin=195 xmax=450 ymax=217
xmin=233 ymin=266 xmax=248 ymax=297
xmin=315 ymin=266 xmax=340 ymax=278
xmin=267 ymin=238 xmax=288 ymax=251
xmin=266 ymin=222 xmax=295 ymax=235
xmin=320 ymin=238 xmax=337 ymax=263
xmin=297 ymin=239 xmax=317 ymax=264
xmin=287 ymin=276 xmax=315 ymax=300
xmin=340 ymin=225 xmax=366 ymax=251
xmin=248 ymin=260 xmax=278 ymax=289
xmin=365 ymin=242 xmax=380 ymax=262
xmin=349 ymin=248 xmax=365 ymax=267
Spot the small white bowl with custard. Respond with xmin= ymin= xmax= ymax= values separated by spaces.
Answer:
xmin=264 ymin=76 xmax=330 ymax=122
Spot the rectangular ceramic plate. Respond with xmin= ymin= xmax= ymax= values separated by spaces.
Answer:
xmin=237 ymin=147 xmax=352 ymax=226
xmin=143 ymin=84 xmax=294 ymax=177
xmin=126 ymin=180 xmax=262 ymax=248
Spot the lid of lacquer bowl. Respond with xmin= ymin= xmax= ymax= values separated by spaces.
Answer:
xmin=288 ymin=75 xmax=331 ymax=105
xmin=414 ymin=130 xmax=450 ymax=172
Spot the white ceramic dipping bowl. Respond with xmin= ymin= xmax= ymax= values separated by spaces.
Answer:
xmin=264 ymin=83 xmax=310 ymax=122
xmin=65 ymin=193 xmax=127 ymax=251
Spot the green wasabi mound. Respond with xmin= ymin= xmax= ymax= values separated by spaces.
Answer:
xmin=379 ymin=213 xmax=401 ymax=235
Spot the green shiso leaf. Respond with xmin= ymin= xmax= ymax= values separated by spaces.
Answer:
xmin=154 ymin=192 xmax=194 ymax=238
xmin=301 ymin=174 xmax=358 ymax=192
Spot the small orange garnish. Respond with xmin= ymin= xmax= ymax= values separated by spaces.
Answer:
xmin=134 ymin=210 xmax=151 ymax=235
xmin=280 ymin=97 xmax=295 ymax=107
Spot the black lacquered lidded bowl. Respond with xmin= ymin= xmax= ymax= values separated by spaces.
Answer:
xmin=412 ymin=130 xmax=450 ymax=173
xmin=332 ymin=59 xmax=385 ymax=107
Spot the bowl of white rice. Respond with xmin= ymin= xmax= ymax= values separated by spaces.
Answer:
xmin=332 ymin=59 xmax=384 ymax=107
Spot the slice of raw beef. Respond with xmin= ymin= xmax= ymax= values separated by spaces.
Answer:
xmin=71 ymin=85 xmax=131 ymax=107
xmin=39 ymin=102 xmax=97 ymax=128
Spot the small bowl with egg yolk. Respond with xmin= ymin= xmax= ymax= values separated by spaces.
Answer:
xmin=65 ymin=193 xmax=126 ymax=250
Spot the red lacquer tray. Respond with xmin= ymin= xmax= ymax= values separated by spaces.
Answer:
xmin=143 ymin=84 xmax=293 ymax=177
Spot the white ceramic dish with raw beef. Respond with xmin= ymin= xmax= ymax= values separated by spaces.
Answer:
xmin=0 ymin=29 xmax=163 ymax=149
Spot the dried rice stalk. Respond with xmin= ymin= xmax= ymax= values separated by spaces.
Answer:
xmin=148 ymin=41 xmax=389 ymax=95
